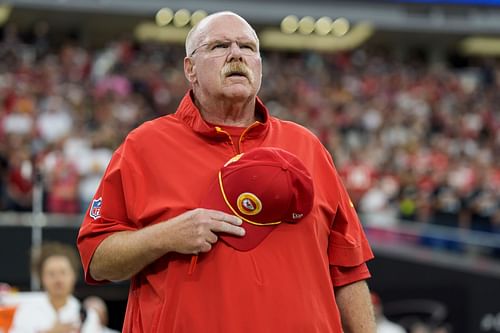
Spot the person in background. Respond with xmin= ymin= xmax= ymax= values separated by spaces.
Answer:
xmin=82 ymin=296 xmax=119 ymax=333
xmin=9 ymin=242 xmax=98 ymax=333
xmin=371 ymin=292 xmax=406 ymax=333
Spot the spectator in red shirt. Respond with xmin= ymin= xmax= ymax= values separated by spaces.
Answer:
xmin=5 ymin=148 xmax=32 ymax=212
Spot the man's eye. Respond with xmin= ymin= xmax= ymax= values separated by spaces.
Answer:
xmin=241 ymin=44 xmax=255 ymax=51
xmin=212 ymin=43 xmax=229 ymax=49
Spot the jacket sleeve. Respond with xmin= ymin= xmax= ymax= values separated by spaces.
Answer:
xmin=323 ymin=150 xmax=374 ymax=286
xmin=77 ymin=146 xmax=138 ymax=284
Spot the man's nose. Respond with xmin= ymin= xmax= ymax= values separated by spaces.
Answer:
xmin=227 ymin=42 xmax=244 ymax=60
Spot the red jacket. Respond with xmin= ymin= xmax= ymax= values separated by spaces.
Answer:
xmin=78 ymin=91 xmax=374 ymax=332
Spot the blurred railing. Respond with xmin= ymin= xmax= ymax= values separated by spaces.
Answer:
xmin=361 ymin=214 xmax=500 ymax=278
xmin=0 ymin=212 xmax=83 ymax=228
xmin=1 ymin=211 xmax=500 ymax=278
xmin=365 ymin=218 xmax=500 ymax=245
xmin=2 ymin=211 xmax=499 ymax=245
xmin=1 ymin=211 xmax=499 ymax=248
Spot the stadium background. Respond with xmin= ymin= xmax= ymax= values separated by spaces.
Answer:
xmin=0 ymin=0 xmax=499 ymax=332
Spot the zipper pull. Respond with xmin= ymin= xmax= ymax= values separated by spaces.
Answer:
xmin=188 ymin=255 xmax=198 ymax=275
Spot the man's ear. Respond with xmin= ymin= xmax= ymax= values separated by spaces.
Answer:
xmin=184 ymin=57 xmax=196 ymax=83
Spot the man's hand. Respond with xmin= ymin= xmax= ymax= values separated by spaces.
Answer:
xmin=89 ymin=208 xmax=244 ymax=281
xmin=161 ymin=208 xmax=245 ymax=254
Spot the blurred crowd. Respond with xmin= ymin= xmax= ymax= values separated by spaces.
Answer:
xmin=260 ymin=50 xmax=499 ymax=236
xmin=0 ymin=22 xmax=499 ymax=236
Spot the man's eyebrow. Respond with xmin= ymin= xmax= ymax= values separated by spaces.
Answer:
xmin=206 ymin=39 xmax=226 ymax=44
xmin=207 ymin=37 xmax=256 ymax=43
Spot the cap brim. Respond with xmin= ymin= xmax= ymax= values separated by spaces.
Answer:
xmin=200 ymin=176 xmax=277 ymax=251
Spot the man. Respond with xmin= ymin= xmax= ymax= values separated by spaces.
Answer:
xmin=78 ymin=11 xmax=375 ymax=332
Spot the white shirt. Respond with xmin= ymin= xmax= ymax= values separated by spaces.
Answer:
xmin=9 ymin=294 xmax=81 ymax=333
xmin=8 ymin=294 xmax=103 ymax=333
xmin=377 ymin=316 xmax=407 ymax=333
xmin=80 ymin=308 xmax=120 ymax=333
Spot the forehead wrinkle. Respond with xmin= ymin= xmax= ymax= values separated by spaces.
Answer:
xmin=200 ymin=28 xmax=256 ymax=44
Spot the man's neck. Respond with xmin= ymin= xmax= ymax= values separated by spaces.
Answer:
xmin=194 ymin=94 xmax=257 ymax=127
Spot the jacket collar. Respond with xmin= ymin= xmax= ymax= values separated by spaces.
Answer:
xmin=174 ymin=90 xmax=270 ymax=140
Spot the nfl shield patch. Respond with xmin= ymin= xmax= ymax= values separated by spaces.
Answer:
xmin=89 ymin=197 xmax=102 ymax=220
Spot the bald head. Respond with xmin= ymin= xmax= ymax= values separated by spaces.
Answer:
xmin=185 ymin=11 xmax=259 ymax=57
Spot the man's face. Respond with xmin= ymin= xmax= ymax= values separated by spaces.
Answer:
xmin=41 ymin=256 xmax=76 ymax=299
xmin=185 ymin=15 xmax=262 ymax=102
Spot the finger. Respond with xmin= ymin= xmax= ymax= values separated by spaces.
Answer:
xmin=206 ymin=232 xmax=218 ymax=244
xmin=208 ymin=210 xmax=243 ymax=225
xmin=199 ymin=242 xmax=212 ymax=253
xmin=210 ymin=220 xmax=246 ymax=236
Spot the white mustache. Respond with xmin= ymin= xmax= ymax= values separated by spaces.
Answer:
xmin=222 ymin=62 xmax=253 ymax=81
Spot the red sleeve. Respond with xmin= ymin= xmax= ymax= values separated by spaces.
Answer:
xmin=330 ymin=263 xmax=371 ymax=287
xmin=77 ymin=147 xmax=138 ymax=284
xmin=327 ymin=165 xmax=374 ymax=287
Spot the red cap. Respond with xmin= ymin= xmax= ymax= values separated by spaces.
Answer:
xmin=200 ymin=147 xmax=314 ymax=251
